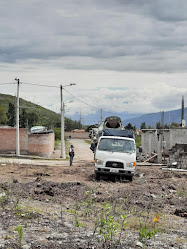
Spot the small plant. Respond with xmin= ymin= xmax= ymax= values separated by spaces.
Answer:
xmin=14 ymin=225 xmax=23 ymax=246
xmin=0 ymin=184 xmax=12 ymax=208
xmin=75 ymin=217 xmax=85 ymax=227
xmin=13 ymin=202 xmax=41 ymax=219
xmin=0 ymin=192 xmax=8 ymax=208
xmin=97 ymin=204 xmax=120 ymax=244
xmin=138 ymin=214 xmax=159 ymax=247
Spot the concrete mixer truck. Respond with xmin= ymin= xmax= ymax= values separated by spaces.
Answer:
xmin=94 ymin=116 xmax=136 ymax=181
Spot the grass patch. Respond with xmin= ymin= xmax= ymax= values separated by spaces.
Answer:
xmin=84 ymin=139 xmax=91 ymax=145
xmin=135 ymin=135 xmax=141 ymax=148
xmin=55 ymin=139 xmax=60 ymax=149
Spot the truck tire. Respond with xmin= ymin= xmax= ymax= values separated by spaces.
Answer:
xmin=95 ymin=173 xmax=100 ymax=181
xmin=128 ymin=176 xmax=133 ymax=182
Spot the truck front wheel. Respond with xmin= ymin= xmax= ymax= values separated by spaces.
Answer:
xmin=95 ymin=173 xmax=100 ymax=181
xmin=127 ymin=176 xmax=133 ymax=182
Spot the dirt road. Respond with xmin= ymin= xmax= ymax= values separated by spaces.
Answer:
xmin=69 ymin=138 xmax=94 ymax=161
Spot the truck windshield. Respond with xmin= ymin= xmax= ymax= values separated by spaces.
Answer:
xmin=98 ymin=138 xmax=135 ymax=153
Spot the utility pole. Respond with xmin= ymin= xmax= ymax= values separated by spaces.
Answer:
xmin=181 ymin=95 xmax=185 ymax=127
xmin=60 ymin=83 xmax=76 ymax=159
xmin=60 ymin=85 xmax=66 ymax=159
xmin=100 ymin=108 xmax=103 ymax=124
xmin=169 ymin=111 xmax=170 ymax=129
xmin=15 ymin=78 xmax=20 ymax=156
xmin=80 ymin=111 xmax=82 ymax=129
xmin=182 ymin=95 xmax=184 ymax=122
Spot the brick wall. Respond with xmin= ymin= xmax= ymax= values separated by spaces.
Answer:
xmin=28 ymin=132 xmax=54 ymax=158
xmin=65 ymin=132 xmax=89 ymax=139
xmin=0 ymin=127 xmax=28 ymax=153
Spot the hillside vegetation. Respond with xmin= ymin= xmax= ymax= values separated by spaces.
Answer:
xmin=0 ymin=93 xmax=81 ymax=131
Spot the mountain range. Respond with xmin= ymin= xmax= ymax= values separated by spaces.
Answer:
xmin=123 ymin=107 xmax=187 ymax=129
xmin=70 ymin=108 xmax=187 ymax=129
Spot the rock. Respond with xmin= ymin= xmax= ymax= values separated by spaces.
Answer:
xmin=0 ymin=192 xmax=6 ymax=198
xmin=13 ymin=178 xmax=19 ymax=183
xmin=174 ymin=208 xmax=187 ymax=217
xmin=169 ymin=189 xmax=176 ymax=194
xmin=22 ymin=244 xmax=30 ymax=249
xmin=136 ymin=241 xmax=143 ymax=248
xmin=139 ymin=173 xmax=145 ymax=178
xmin=138 ymin=178 xmax=146 ymax=183
xmin=36 ymin=183 xmax=41 ymax=187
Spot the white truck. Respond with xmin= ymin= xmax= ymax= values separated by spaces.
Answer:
xmin=94 ymin=120 xmax=136 ymax=181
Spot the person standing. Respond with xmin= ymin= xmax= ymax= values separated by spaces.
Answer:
xmin=90 ymin=137 xmax=98 ymax=159
xmin=69 ymin=144 xmax=75 ymax=166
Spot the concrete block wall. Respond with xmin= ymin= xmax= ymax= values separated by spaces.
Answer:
xmin=142 ymin=128 xmax=187 ymax=156
xmin=28 ymin=132 xmax=54 ymax=158
xmin=0 ymin=127 xmax=28 ymax=153
xmin=141 ymin=130 xmax=158 ymax=154
xmin=168 ymin=144 xmax=187 ymax=169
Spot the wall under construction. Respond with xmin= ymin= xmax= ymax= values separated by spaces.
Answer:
xmin=141 ymin=128 xmax=187 ymax=155
xmin=168 ymin=144 xmax=187 ymax=169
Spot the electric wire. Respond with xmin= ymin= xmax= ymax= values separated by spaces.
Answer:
xmin=0 ymin=83 xmax=15 ymax=85
xmin=63 ymin=88 xmax=100 ymax=111
xmin=0 ymin=81 xmax=161 ymax=118
xmin=20 ymin=82 xmax=59 ymax=88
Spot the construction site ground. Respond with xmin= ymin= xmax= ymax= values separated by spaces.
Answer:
xmin=0 ymin=139 xmax=186 ymax=249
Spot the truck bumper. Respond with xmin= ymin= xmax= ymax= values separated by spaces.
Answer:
xmin=95 ymin=167 xmax=134 ymax=177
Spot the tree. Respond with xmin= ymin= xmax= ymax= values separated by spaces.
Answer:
xmin=27 ymin=112 xmax=38 ymax=127
xmin=20 ymin=108 xmax=27 ymax=128
xmin=125 ymin=123 xmax=133 ymax=130
xmin=156 ymin=122 xmax=162 ymax=129
xmin=164 ymin=124 xmax=169 ymax=129
xmin=6 ymin=103 xmax=16 ymax=126
xmin=0 ymin=104 xmax=7 ymax=124
xmin=140 ymin=122 xmax=146 ymax=129
xmin=170 ymin=122 xmax=180 ymax=128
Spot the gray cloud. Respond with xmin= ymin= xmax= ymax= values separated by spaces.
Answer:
xmin=1 ymin=0 xmax=187 ymax=72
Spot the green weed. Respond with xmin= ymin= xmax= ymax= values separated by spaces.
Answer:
xmin=14 ymin=225 xmax=23 ymax=246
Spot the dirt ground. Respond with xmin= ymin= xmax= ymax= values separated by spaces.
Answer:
xmin=0 ymin=139 xmax=186 ymax=249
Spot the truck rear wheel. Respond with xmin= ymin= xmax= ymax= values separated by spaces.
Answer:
xmin=95 ymin=173 xmax=100 ymax=181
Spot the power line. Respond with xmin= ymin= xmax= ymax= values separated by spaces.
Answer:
xmin=63 ymin=88 xmax=99 ymax=111
xmin=63 ymin=88 xmax=149 ymax=118
xmin=0 ymin=81 xmax=160 ymax=119
xmin=0 ymin=83 xmax=15 ymax=85
xmin=20 ymin=82 xmax=59 ymax=88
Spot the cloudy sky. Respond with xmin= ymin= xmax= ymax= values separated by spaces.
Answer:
xmin=0 ymin=0 xmax=187 ymax=123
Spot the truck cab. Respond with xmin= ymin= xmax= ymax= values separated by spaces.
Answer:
xmin=95 ymin=135 xmax=136 ymax=181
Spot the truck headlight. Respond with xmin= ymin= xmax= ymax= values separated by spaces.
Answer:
xmin=126 ymin=162 xmax=136 ymax=168
xmin=95 ymin=159 xmax=104 ymax=166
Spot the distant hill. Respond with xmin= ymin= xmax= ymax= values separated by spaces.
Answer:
xmin=0 ymin=93 xmax=61 ymax=127
xmin=0 ymin=93 xmax=81 ymax=130
xmin=123 ymin=108 xmax=187 ymax=129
